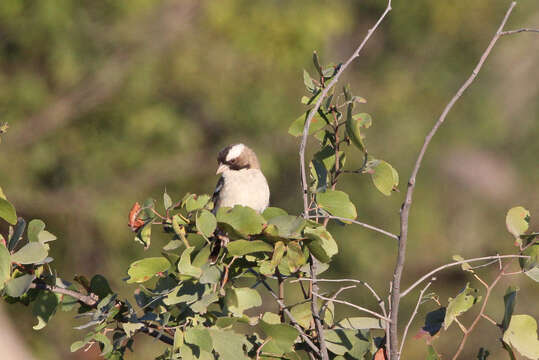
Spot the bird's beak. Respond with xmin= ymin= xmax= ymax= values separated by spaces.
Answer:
xmin=216 ymin=163 xmax=229 ymax=175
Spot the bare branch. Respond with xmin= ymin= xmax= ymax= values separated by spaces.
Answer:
xmin=292 ymin=277 xmax=387 ymax=317
xmin=319 ymin=285 xmax=356 ymax=318
xmin=308 ymin=215 xmax=399 ymax=240
xmin=312 ymin=291 xmax=391 ymax=322
xmin=30 ymin=282 xmax=98 ymax=307
xmin=451 ymin=263 xmax=510 ymax=360
xmin=298 ymin=0 xmax=393 ymax=216
xmin=400 ymin=254 xmax=528 ymax=298
xmin=500 ymin=28 xmax=539 ymax=36
xmin=399 ymin=281 xmax=432 ymax=355
xmin=389 ymin=3 xmax=519 ymax=358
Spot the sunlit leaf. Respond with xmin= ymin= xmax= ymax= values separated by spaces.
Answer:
xmin=286 ymin=241 xmax=306 ymax=273
xmin=506 ymin=206 xmax=530 ymax=244
xmin=259 ymin=321 xmax=299 ymax=355
xmin=185 ymin=194 xmax=211 ymax=213
xmin=185 ymin=327 xmax=213 ymax=353
xmin=178 ymin=247 xmax=202 ymax=278
xmin=444 ymin=283 xmax=481 ymax=329
xmin=217 ymin=205 xmax=266 ymax=236
xmin=316 ymin=190 xmax=357 ymax=220
xmin=226 ymin=240 xmax=273 ymax=256
xmin=196 ymin=210 xmax=217 ymax=237
xmin=225 ymin=287 xmax=262 ymax=316
xmin=5 ymin=274 xmax=34 ymax=297
xmin=0 ymin=198 xmax=17 ymax=225
xmin=0 ymin=244 xmax=10 ymax=290
xmin=368 ymin=160 xmax=399 ymax=196
xmin=11 ymin=242 xmax=48 ymax=264
xmin=288 ymin=111 xmax=327 ymax=137
xmin=304 ymin=226 xmax=338 ymax=263
xmin=127 ymin=257 xmax=170 ymax=283
xmin=337 ymin=317 xmax=385 ymax=330
xmin=520 ymin=244 xmax=539 ymax=282
xmin=502 ymin=315 xmax=539 ymax=359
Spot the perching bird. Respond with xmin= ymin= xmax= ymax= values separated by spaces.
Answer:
xmin=212 ymin=143 xmax=270 ymax=213
xmin=210 ymin=143 xmax=270 ymax=262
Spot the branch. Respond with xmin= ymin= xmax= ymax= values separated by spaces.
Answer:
xmin=292 ymin=277 xmax=387 ymax=317
xmin=299 ymin=0 xmax=393 ymax=216
xmin=500 ymin=28 xmax=539 ymax=36
xmin=254 ymin=272 xmax=320 ymax=355
xmin=312 ymin=291 xmax=391 ymax=322
xmin=30 ymin=282 xmax=98 ymax=307
xmin=451 ymin=263 xmax=510 ymax=360
xmin=399 ymin=281 xmax=432 ymax=356
xmin=308 ymin=215 xmax=399 ymax=241
xmin=400 ymin=254 xmax=528 ymax=298
xmin=140 ymin=327 xmax=174 ymax=346
xmin=389 ymin=3 xmax=519 ymax=358
xmin=309 ymin=260 xmax=329 ymax=360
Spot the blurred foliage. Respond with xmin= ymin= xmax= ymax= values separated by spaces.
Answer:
xmin=0 ymin=0 xmax=538 ymax=359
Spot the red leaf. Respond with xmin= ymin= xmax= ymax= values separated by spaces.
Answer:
xmin=374 ymin=347 xmax=387 ymax=360
xmin=128 ymin=202 xmax=144 ymax=231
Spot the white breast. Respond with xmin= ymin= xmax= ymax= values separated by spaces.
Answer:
xmin=217 ymin=169 xmax=270 ymax=213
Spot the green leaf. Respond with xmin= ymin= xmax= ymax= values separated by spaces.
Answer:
xmin=0 ymin=198 xmax=17 ymax=225
xmin=216 ymin=205 xmax=266 ymax=236
xmin=122 ymin=322 xmax=144 ymax=338
xmin=185 ymin=194 xmax=211 ymax=213
xmin=8 ymin=218 xmax=26 ymax=251
xmin=11 ymin=242 xmax=48 ymax=264
xmin=267 ymin=215 xmax=307 ymax=239
xmin=453 ymin=254 xmax=473 ymax=272
xmin=134 ymin=222 xmax=152 ymax=249
xmin=286 ymin=242 xmax=306 ymax=273
xmin=314 ymin=145 xmax=345 ymax=174
xmin=28 ymin=219 xmax=46 ymax=242
xmin=316 ymin=190 xmax=357 ymax=220
xmin=178 ymin=247 xmax=202 ymax=278
xmin=444 ymin=283 xmax=481 ymax=329
xmin=476 ymin=347 xmax=490 ymax=360
xmin=290 ymin=302 xmax=312 ymax=329
xmin=5 ymin=274 xmax=34 ymax=297
xmin=337 ymin=317 xmax=385 ymax=330
xmin=303 ymin=69 xmax=315 ymax=92
xmin=323 ymin=329 xmax=362 ymax=355
xmin=520 ymin=243 xmax=539 ymax=282
xmin=503 ymin=286 xmax=519 ymax=332
xmin=126 ymin=257 xmax=170 ymax=283
xmin=93 ymin=333 xmax=113 ymax=356
xmin=353 ymin=113 xmax=372 ymax=128
xmin=226 ymin=240 xmax=273 ymax=256
xmin=259 ymin=321 xmax=299 ymax=355
xmin=209 ymin=329 xmax=249 ymax=360
xmin=506 ymin=206 xmax=530 ymax=244
xmin=90 ymin=275 xmax=113 ymax=299
xmin=32 ymin=291 xmax=59 ymax=330
xmin=313 ymin=51 xmax=323 ymax=77
xmin=0 ymin=244 xmax=10 ymax=291
xmin=163 ymin=191 xmax=172 ymax=210
xmin=262 ymin=207 xmax=288 ymax=221
xmin=346 ymin=106 xmax=367 ymax=153
xmin=196 ymin=210 xmax=217 ymax=237
xmin=502 ymin=315 xmax=539 ymax=359
xmin=288 ymin=111 xmax=327 ymax=137
xmin=426 ymin=345 xmax=441 ymax=360
xmin=368 ymin=160 xmax=399 ymax=196
xmin=304 ymin=227 xmax=338 ymax=263
xmin=185 ymin=327 xmax=213 ymax=353
xmin=225 ymin=287 xmax=262 ymax=316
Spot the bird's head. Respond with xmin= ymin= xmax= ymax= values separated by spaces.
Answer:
xmin=216 ymin=143 xmax=261 ymax=174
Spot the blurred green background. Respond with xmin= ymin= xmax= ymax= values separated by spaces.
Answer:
xmin=0 ymin=0 xmax=538 ymax=359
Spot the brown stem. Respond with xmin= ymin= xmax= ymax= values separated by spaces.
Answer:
xmin=276 ymin=269 xmax=285 ymax=322
xmin=310 ymin=258 xmax=329 ymax=360
xmin=389 ymin=3 xmax=518 ymax=358
xmin=451 ymin=262 xmax=510 ymax=360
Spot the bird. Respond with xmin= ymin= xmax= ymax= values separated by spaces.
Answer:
xmin=209 ymin=143 xmax=270 ymax=263
xmin=212 ymin=143 xmax=270 ymax=213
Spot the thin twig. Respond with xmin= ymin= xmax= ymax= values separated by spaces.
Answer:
xmin=293 ymin=277 xmax=387 ymax=317
xmin=312 ymin=291 xmax=391 ymax=322
xmin=319 ymin=285 xmax=356 ymax=318
xmin=399 ymin=281 xmax=432 ymax=356
xmin=451 ymin=262 xmax=511 ymax=360
xmin=400 ymin=254 xmax=528 ymax=298
xmin=308 ymin=215 xmax=399 ymax=240
xmin=252 ymin=271 xmax=320 ymax=354
xmin=299 ymin=0 xmax=392 ymax=216
xmin=256 ymin=337 xmax=272 ymax=360
xmin=309 ymin=259 xmax=328 ymax=360
xmin=389 ymin=3 xmax=518 ymax=358
xmin=500 ymin=28 xmax=539 ymax=36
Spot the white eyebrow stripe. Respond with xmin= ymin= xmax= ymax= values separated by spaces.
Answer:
xmin=226 ymin=143 xmax=245 ymax=161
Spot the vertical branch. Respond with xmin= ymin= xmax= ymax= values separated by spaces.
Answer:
xmin=297 ymin=4 xmax=392 ymax=359
xmin=388 ymin=3 xmax=518 ymax=359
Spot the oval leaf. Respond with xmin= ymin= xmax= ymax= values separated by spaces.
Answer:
xmin=216 ymin=205 xmax=266 ymax=236
xmin=127 ymin=257 xmax=170 ymax=283
xmin=11 ymin=242 xmax=48 ymax=264
xmin=502 ymin=315 xmax=539 ymax=359
xmin=316 ymin=190 xmax=357 ymax=220
xmin=369 ymin=160 xmax=399 ymax=196
xmin=304 ymin=227 xmax=338 ymax=263
xmin=0 ymin=245 xmax=10 ymax=290
xmin=227 ymin=240 xmax=273 ymax=256
xmin=506 ymin=206 xmax=530 ymax=243
xmin=0 ymin=198 xmax=17 ymax=225
xmin=196 ymin=210 xmax=217 ymax=237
